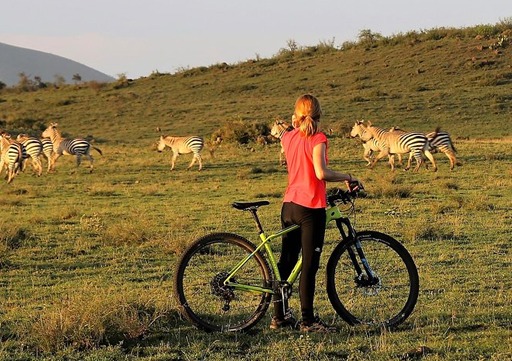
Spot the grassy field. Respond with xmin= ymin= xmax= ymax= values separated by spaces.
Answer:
xmin=0 ymin=24 xmax=511 ymax=360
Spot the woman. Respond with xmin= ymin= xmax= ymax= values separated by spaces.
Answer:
xmin=271 ymin=94 xmax=361 ymax=332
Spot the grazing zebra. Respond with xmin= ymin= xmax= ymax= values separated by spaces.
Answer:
xmin=41 ymin=123 xmax=103 ymax=172
xmin=156 ymin=132 xmax=204 ymax=170
xmin=270 ymin=120 xmax=293 ymax=165
xmin=0 ymin=132 xmax=24 ymax=183
xmin=360 ymin=121 xmax=437 ymax=172
xmin=40 ymin=138 xmax=55 ymax=173
xmin=16 ymin=134 xmax=43 ymax=176
xmin=426 ymin=127 xmax=458 ymax=170
xmin=350 ymin=121 xmax=403 ymax=167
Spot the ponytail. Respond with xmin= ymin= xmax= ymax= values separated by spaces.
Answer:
xmin=299 ymin=115 xmax=318 ymax=137
xmin=293 ymin=94 xmax=322 ymax=137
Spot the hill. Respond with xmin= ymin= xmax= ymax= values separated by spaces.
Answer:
xmin=0 ymin=42 xmax=114 ymax=86
xmin=0 ymin=24 xmax=511 ymax=142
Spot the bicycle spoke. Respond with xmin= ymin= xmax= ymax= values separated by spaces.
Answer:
xmin=327 ymin=231 xmax=419 ymax=328
xmin=175 ymin=233 xmax=272 ymax=332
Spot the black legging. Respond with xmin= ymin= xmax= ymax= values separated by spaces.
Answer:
xmin=273 ymin=201 xmax=326 ymax=323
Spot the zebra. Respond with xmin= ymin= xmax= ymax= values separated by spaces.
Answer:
xmin=16 ymin=134 xmax=43 ymax=176
xmin=361 ymin=138 xmax=401 ymax=167
xmin=350 ymin=121 xmax=403 ymax=167
xmin=156 ymin=131 xmax=204 ymax=171
xmin=0 ymin=132 xmax=24 ymax=183
xmin=426 ymin=127 xmax=458 ymax=170
xmin=359 ymin=121 xmax=437 ymax=172
xmin=40 ymin=138 xmax=55 ymax=173
xmin=41 ymin=123 xmax=103 ymax=172
xmin=379 ymin=125 xmax=457 ymax=170
xmin=270 ymin=120 xmax=293 ymax=165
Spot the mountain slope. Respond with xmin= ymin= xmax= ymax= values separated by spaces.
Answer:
xmin=0 ymin=25 xmax=511 ymax=143
xmin=0 ymin=42 xmax=114 ymax=86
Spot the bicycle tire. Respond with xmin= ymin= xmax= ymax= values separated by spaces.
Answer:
xmin=326 ymin=231 xmax=419 ymax=328
xmin=174 ymin=232 xmax=273 ymax=332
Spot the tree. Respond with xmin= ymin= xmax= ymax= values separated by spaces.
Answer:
xmin=34 ymin=76 xmax=47 ymax=89
xmin=17 ymin=72 xmax=34 ymax=91
xmin=72 ymin=73 xmax=82 ymax=83
xmin=358 ymin=29 xmax=383 ymax=47
xmin=54 ymin=74 xmax=66 ymax=87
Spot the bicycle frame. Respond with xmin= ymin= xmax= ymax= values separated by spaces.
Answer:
xmin=223 ymin=203 xmax=355 ymax=294
xmin=176 ymin=187 xmax=419 ymax=331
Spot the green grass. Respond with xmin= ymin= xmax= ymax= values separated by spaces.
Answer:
xmin=0 ymin=24 xmax=511 ymax=360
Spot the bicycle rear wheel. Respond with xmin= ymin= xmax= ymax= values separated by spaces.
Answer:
xmin=174 ymin=232 xmax=272 ymax=332
xmin=326 ymin=231 xmax=419 ymax=328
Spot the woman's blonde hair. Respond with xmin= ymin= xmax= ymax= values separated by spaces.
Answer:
xmin=292 ymin=94 xmax=322 ymax=137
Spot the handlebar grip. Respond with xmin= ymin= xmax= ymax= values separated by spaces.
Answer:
xmin=348 ymin=181 xmax=363 ymax=192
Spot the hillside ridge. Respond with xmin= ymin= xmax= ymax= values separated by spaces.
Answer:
xmin=0 ymin=42 xmax=115 ymax=86
xmin=0 ymin=23 xmax=511 ymax=142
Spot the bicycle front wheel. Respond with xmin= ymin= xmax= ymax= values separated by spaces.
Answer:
xmin=174 ymin=232 xmax=272 ymax=332
xmin=326 ymin=231 xmax=419 ymax=328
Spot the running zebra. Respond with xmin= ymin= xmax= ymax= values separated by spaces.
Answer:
xmin=360 ymin=121 xmax=437 ymax=172
xmin=270 ymin=120 xmax=293 ymax=165
xmin=388 ymin=125 xmax=458 ymax=170
xmin=0 ymin=132 xmax=24 ymax=183
xmin=16 ymin=134 xmax=43 ymax=176
xmin=156 ymin=129 xmax=204 ymax=170
xmin=426 ymin=127 xmax=458 ymax=170
xmin=41 ymin=123 xmax=103 ymax=172
xmin=350 ymin=121 xmax=403 ymax=168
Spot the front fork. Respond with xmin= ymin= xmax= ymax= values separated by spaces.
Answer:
xmin=335 ymin=219 xmax=379 ymax=286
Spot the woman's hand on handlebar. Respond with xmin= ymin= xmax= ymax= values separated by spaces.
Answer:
xmin=344 ymin=175 xmax=363 ymax=193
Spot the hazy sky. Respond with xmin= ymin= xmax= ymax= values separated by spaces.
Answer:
xmin=2 ymin=0 xmax=511 ymax=79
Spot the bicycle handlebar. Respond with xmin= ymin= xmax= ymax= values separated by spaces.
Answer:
xmin=327 ymin=182 xmax=364 ymax=207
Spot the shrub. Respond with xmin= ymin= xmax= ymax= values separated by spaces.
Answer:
xmin=212 ymin=118 xmax=270 ymax=145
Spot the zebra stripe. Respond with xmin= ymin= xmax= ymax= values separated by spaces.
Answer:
xmin=426 ymin=128 xmax=458 ymax=170
xmin=16 ymin=134 xmax=43 ymax=176
xmin=350 ymin=121 xmax=403 ymax=168
xmin=361 ymin=138 xmax=403 ymax=167
xmin=42 ymin=123 xmax=103 ymax=172
xmin=0 ymin=133 xmax=24 ymax=183
xmin=41 ymin=138 xmax=55 ymax=172
xmin=360 ymin=122 xmax=437 ymax=172
xmin=157 ymin=134 xmax=204 ymax=170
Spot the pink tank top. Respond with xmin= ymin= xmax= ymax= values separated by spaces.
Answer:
xmin=281 ymin=129 xmax=327 ymax=208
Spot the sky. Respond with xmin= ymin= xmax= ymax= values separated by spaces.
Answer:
xmin=2 ymin=0 xmax=511 ymax=80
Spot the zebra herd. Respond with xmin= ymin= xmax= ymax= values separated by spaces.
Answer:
xmin=270 ymin=119 xmax=458 ymax=172
xmin=0 ymin=123 xmax=102 ymax=184
xmin=0 ymin=119 xmax=457 ymax=184
xmin=349 ymin=120 xmax=458 ymax=171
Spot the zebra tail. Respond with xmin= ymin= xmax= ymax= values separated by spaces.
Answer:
xmin=93 ymin=147 xmax=103 ymax=156
xmin=451 ymin=141 xmax=458 ymax=154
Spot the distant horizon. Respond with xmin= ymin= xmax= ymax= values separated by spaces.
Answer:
xmin=0 ymin=42 xmax=114 ymax=86
xmin=2 ymin=0 xmax=511 ymax=80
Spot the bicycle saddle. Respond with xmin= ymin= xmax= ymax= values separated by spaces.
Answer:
xmin=232 ymin=201 xmax=270 ymax=210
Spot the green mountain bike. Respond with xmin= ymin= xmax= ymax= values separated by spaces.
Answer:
xmin=174 ymin=185 xmax=419 ymax=332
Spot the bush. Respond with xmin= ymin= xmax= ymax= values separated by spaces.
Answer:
xmin=212 ymin=118 xmax=270 ymax=145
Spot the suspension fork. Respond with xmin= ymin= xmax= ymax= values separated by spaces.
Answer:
xmin=335 ymin=219 xmax=377 ymax=282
